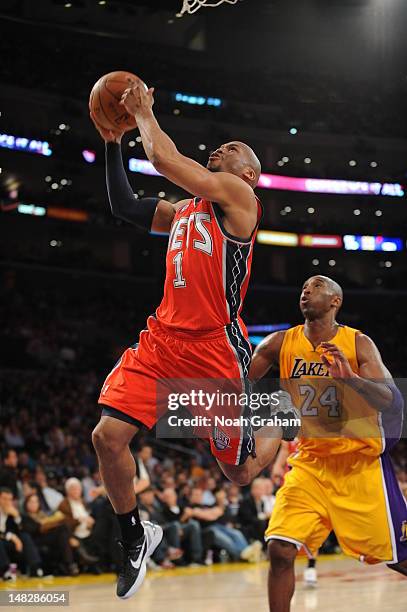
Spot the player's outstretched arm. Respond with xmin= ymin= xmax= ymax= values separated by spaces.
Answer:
xmin=105 ymin=142 xmax=190 ymax=233
xmin=249 ymin=331 xmax=286 ymax=383
xmin=90 ymin=111 xmax=185 ymax=233
xmin=120 ymin=85 xmax=257 ymax=236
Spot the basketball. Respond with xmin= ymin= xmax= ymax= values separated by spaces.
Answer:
xmin=89 ymin=70 xmax=147 ymax=132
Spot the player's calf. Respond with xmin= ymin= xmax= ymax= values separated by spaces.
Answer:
xmin=268 ymin=540 xmax=297 ymax=612
xmin=91 ymin=414 xmax=140 ymax=513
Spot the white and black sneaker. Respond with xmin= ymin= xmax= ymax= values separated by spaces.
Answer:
xmin=116 ymin=521 xmax=163 ymax=599
xmin=303 ymin=566 xmax=318 ymax=587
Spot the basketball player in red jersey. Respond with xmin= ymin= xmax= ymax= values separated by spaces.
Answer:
xmin=89 ymin=84 xmax=298 ymax=599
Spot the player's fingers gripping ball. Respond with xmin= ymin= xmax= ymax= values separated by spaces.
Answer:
xmin=89 ymin=70 xmax=148 ymax=132
xmin=120 ymin=84 xmax=155 ymax=117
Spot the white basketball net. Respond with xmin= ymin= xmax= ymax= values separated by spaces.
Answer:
xmin=177 ymin=0 xmax=238 ymax=17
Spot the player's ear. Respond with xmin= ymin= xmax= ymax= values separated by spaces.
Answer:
xmin=243 ymin=166 xmax=256 ymax=185
xmin=332 ymin=295 xmax=342 ymax=310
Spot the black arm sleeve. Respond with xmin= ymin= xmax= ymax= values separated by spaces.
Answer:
xmin=105 ymin=142 xmax=159 ymax=231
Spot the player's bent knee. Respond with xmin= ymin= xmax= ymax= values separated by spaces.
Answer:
xmin=92 ymin=421 xmax=128 ymax=456
xmin=268 ymin=539 xmax=297 ymax=571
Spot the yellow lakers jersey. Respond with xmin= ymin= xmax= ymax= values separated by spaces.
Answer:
xmin=280 ymin=324 xmax=385 ymax=457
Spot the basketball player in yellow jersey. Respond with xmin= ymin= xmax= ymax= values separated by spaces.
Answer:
xmin=249 ymin=275 xmax=406 ymax=612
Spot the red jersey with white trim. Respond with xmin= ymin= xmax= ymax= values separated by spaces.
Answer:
xmin=155 ymin=197 xmax=262 ymax=334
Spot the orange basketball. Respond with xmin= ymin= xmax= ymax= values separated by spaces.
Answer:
xmin=89 ymin=71 xmax=147 ymax=132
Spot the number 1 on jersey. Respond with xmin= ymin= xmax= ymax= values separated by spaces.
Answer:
xmin=173 ymin=252 xmax=186 ymax=288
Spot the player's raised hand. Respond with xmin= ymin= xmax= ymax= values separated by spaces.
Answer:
xmin=89 ymin=110 xmax=124 ymax=143
xmin=320 ymin=342 xmax=355 ymax=379
xmin=120 ymin=84 xmax=155 ymax=118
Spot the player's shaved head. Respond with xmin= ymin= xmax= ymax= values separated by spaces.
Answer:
xmin=300 ymin=275 xmax=343 ymax=320
xmin=233 ymin=141 xmax=262 ymax=187
xmin=310 ymin=276 xmax=343 ymax=301
xmin=206 ymin=140 xmax=262 ymax=188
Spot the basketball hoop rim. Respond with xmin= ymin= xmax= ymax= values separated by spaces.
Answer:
xmin=176 ymin=0 xmax=239 ymax=17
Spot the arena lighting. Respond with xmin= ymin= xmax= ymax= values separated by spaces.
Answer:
xmin=17 ymin=204 xmax=46 ymax=216
xmin=258 ymin=231 xmax=381 ymax=250
xmin=249 ymin=336 xmax=267 ymax=346
xmin=0 ymin=133 xmax=52 ymax=157
xmin=128 ymin=158 xmax=405 ymax=197
xmin=47 ymin=207 xmax=88 ymax=222
xmin=299 ymin=235 xmax=342 ymax=248
xmin=247 ymin=324 xmax=291 ymax=333
xmin=174 ymin=93 xmax=222 ymax=107
xmin=257 ymin=174 xmax=404 ymax=197
xmin=129 ymin=158 xmax=161 ymax=176
xmin=82 ymin=149 xmax=96 ymax=163
xmin=343 ymin=235 xmax=403 ymax=252
xmin=257 ymin=230 xmax=299 ymax=247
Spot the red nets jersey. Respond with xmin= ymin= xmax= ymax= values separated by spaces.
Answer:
xmin=156 ymin=196 xmax=262 ymax=336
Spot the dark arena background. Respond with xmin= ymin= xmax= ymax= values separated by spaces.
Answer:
xmin=1 ymin=0 xmax=407 ymax=610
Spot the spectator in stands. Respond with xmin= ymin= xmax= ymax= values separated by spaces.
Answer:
xmin=138 ymin=487 xmax=183 ymax=568
xmin=238 ymin=478 xmax=272 ymax=545
xmin=0 ymin=449 xmax=20 ymax=499
xmin=201 ymin=477 xmax=217 ymax=506
xmin=21 ymin=481 xmax=38 ymax=503
xmin=184 ymin=488 xmax=261 ymax=563
xmin=82 ymin=469 xmax=105 ymax=505
xmin=4 ymin=419 xmax=25 ymax=449
xmin=57 ymin=478 xmax=101 ymax=569
xmin=158 ymin=487 xmax=203 ymax=566
xmin=21 ymin=494 xmax=79 ymax=576
xmin=20 ymin=480 xmax=49 ymax=515
xmin=226 ymin=483 xmax=242 ymax=519
xmin=35 ymin=469 xmax=63 ymax=512
xmin=0 ymin=487 xmax=43 ymax=578
xmin=260 ymin=478 xmax=276 ymax=517
xmin=17 ymin=451 xmax=36 ymax=473
xmin=134 ymin=450 xmax=151 ymax=495
xmin=138 ymin=445 xmax=158 ymax=477
xmin=81 ymin=471 xmax=121 ymax=572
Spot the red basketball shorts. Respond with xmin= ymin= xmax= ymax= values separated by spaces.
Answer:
xmin=98 ymin=315 xmax=255 ymax=466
